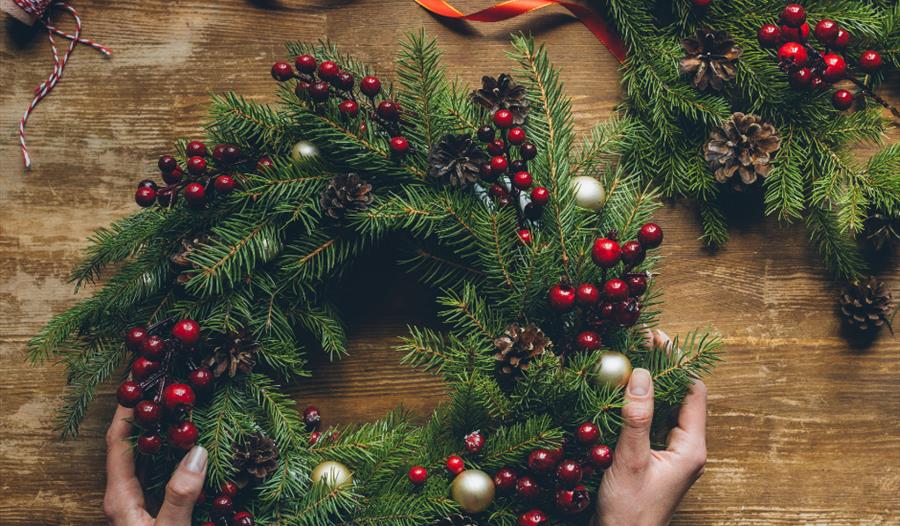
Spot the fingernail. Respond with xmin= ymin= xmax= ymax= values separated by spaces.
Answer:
xmin=629 ymin=368 xmax=651 ymax=396
xmin=183 ymin=446 xmax=208 ymax=473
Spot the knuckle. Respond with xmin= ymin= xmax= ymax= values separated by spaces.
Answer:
xmin=166 ymin=478 xmax=197 ymax=502
xmin=689 ymin=448 xmax=707 ymax=472
xmin=624 ymin=407 xmax=653 ymax=430
xmin=105 ymin=426 xmax=118 ymax=449
xmin=102 ymin=497 xmax=118 ymax=521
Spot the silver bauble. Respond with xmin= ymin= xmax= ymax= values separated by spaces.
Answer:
xmin=291 ymin=140 xmax=319 ymax=162
xmin=592 ymin=351 xmax=633 ymax=388
xmin=571 ymin=175 xmax=606 ymax=212
xmin=310 ymin=460 xmax=353 ymax=489
xmin=450 ymin=469 xmax=495 ymax=513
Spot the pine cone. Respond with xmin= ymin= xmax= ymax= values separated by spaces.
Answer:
xmin=233 ymin=433 xmax=279 ymax=484
xmin=320 ymin=173 xmax=374 ymax=219
xmin=494 ymin=323 xmax=551 ymax=378
xmin=206 ymin=331 xmax=259 ymax=378
xmin=432 ymin=514 xmax=479 ymax=526
xmin=839 ymin=277 xmax=894 ymax=332
xmin=470 ymin=74 xmax=529 ymax=125
xmin=704 ymin=112 xmax=780 ymax=190
xmin=864 ymin=209 xmax=899 ymax=251
xmin=427 ymin=134 xmax=489 ymax=188
xmin=170 ymin=235 xmax=208 ymax=284
xmin=679 ymin=29 xmax=742 ymax=92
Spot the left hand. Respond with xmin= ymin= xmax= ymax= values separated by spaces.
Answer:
xmin=104 ymin=405 xmax=208 ymax=526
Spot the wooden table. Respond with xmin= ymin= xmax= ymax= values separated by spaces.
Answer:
xmin=1 ymin=1 xmax=898 ymax=524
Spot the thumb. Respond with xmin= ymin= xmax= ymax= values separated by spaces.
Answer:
xmin=614 ymin=368 xmax=654 ymax=473
xmin=156 ymin=446 xmax=207 ymax=526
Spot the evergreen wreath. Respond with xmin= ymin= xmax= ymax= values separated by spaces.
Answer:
xmin=30 ymin=33 xmax=721 ymax=525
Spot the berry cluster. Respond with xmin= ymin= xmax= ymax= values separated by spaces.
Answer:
xmin=199 ymin=481 xmax=256 ymax=526
xmin=136 ymin=140 xmax=246 ymax=209
xmin=271 ymin=56 xmax=411 ymax=156
xmin=409 ymin=423 xmax=613 ymax=524
xmin=474 ymin=111 xmax=547 ymax=241
xmin=547 ymin=223 xmax=663 ymax=350
xmin=757 ymin=3 xmax=892 ymax=113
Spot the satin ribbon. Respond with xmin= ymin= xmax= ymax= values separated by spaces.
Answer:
xmin=414 ymin=0 xmax=627 ymax=63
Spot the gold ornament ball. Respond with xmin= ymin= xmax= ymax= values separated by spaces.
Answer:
xmin=592 ymin=351 xmax=633 ymax=388
xmin=291 ymin=140 xmax=319 ymax=162
xmin=450 ymin=469 xmax=495 ymax=514
xmin=571 ymin=175 xmax=606 ymax=212
xmin=311 ymin=461 xmax=353 ymax=489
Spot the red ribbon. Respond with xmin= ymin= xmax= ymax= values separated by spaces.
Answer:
xmin=414 ymin=0 xmax=627 ymax=63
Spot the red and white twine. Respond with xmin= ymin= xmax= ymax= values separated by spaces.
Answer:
xmin=13 ymin=0 xmax=110 ymax=170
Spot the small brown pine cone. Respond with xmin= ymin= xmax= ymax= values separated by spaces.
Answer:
xmin=839 ymin=277 xmax=894 ymax=332
xmin=704 ymin=112 xmax=780 ymax=190
xmin=320 ymin=173 xmax=373 ymax=219
xmin=470 ymin=73 xmax=529 ymax=125
xmin=493 ymin=323 xmax=551 ymax=378
xmin=206 ymin=331 xmax=259 ymax=378
xmin=233 ymin=433 xmax=279 ymax=484
xmin=864 ymin=209 xmax=899 ymax=251
xmin=679 ymin=29 xmax=742 ymax=92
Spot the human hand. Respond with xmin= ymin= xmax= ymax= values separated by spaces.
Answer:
xmin=594 ymin=330 xmax=708 ymax=526
xmin=104 ymin=405 xmax=208 ymax=525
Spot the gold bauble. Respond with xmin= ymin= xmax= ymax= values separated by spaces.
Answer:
xmin=450 ymin=469 xmax=495 ymax=513
xmin=311 ymin=460 xmax=353 ymax=489
xmin=290 ymin=140 xmax=319 ymax=162
xmin=592 ymin=351 xmax=633 ymax=388
xmin=571 ymin=175 xmax=606 ymax=212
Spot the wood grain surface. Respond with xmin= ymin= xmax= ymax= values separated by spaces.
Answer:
xmin=1 ymin=1 xmax=898 ymax=524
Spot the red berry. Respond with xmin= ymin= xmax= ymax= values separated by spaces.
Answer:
xmin=271 ymin=61 xmax=293 ymax=81
xmin=780 ymin=22 xmax=809 ymax=43
xmin=141 ymin=334 xmax=167 ymax=360
xmin=556 ymin=459 xmax=583 ymax=487
xmin=135 ymin=187 xmax=157 ymax=207
xmin=512 ymin=171 xmax=533 ymax=190
xmin=485 ymin=139 xmax=504 ymax=157
xmin=517 ymin=229 xmax=533 ymax=245
xmin=134 ymin=400 xmax=162 ymax=426
xmin=213 ymin=143 xmax=241 ymax=164
xmin=516 ymin=476 xmax=541 ymax=500
xmin=576 ymin=422 xmax=600 ymax=445
xmin=377 ymin=100 xmax=400 ymax=121
xmin=489 ymin=183 xmax=507 ymax=198
xmin=620 ymin=240 xmax=645 ymax=266
xmin=232 ymin=511 xmax=255 ymax=526
xmin=832 ymin=28 xmax=850 ymax=49
xmin=317 ymin=60 xmax=339 ymax=81
xmin=518 ymin=509 xmax=549 ymax=526
xmin=575 ymin=283 xmax=600 ymax=306
xmin=295 ymin=54 xmax=317 ymax=74
xmin=591 ymin=238 xmax=622 ymax=268
xmin=163 ymin=383 xmax=196 ymax=412
xmin=137 ymin=179 xmax=158 ymax=190
xmin=446 ymin=455 xmax=465 ymax=475
xmin=790 ymin=67 xmax=813 ymax=89
xmin=188 ymin=367 xmax=213 ymax=390
xmin=214 ymin=175 xmax=236 ymax=194
xmin=183 ymin=182 xmax=206 ymax=205
xmin=614 ymin=299 xmax=641 ymax=327
xmin=162 ymin=166 xmax=184 ymax=185
xmin=408 ymin=466 xmax=428 ymax=485
xmin=598 ymin=301 xmax=614 ymax=320
xmin=360 ymin=75 xmax=382 ymax=97
xmin=691 ymin=0 xmax=711 ymax=7
xmin=137 ymin=433 xmax=162 ymax=455
xmin=757 ymin=24 xmax=781 ymax=48
xmin=777 ymin=42 xmax=808 ymax=67
xmin=221 ymin=481 xmax=239 ymax=498
xmin=490 ymin=155 xmax=508 ymax=174
xmin=390 ymin=136 xmax=410 ymax=155
xmin=309 ymin=431 xmax=322 ymax=445
xmin=334 ymin=71 xmax=354 ymax=90
xmin=132 ymin=357 xmax=161 ymax=381
xmin=520 ymin=142 xmax=537 ymax=161
xmin=186 ymin=140 xmax=207 ymax=157
xmin=257 ymin=157 xmax=274 ymax=171
xmin=126 ymin=327 xmax=148 ymax=351
xmin=308 ymin=81 xmax=330 ymax=102
xmin=576 ymin=331 xmax=601 ymax=351
xmin=494 ymin=468 xmax=518 ymax=493
xmin=507 ymin=127 xmax=526 ymax=145
xmin=172 ymin=319 xmax=201 ymax=346
xmin=339 ymin=99 xmax=359 ymax=117
xmin=116 ymin=381 xmax=143 ymax=408
xmin=548 ymin=283 xmax=576 ymax=312
xmin=626 ymin=274 xmax=648 ymax=296
xmin=832 ymin=89 xmax=854 ymax=110
xmin=781 ymin=3 xmax=806 ymax=27
xmin=589 ymin=444 xmax=613 ymax=469
xmin=810 ymin=76 xmax=826 ymax=91
xmin=186 ymin=156 xmax=207 ymax=175
xmin=464 ymin=431 xmax=485 ymax=453
xmin=168 ymin=420 xmax=199 ymax=450
xmin=638 ymin=223 xmax=663 ymax=248
xmin=859 ymin=50 xmax=883 ymax=73
xmin=822 ymin=53 xmax=847 ymax=82
xmin=493 ymin=109 xmax=514 ymax=129
xmin=530 ymin=186 xmax=549 ymax=206
xmin=555 ymin=485 xmax=591 ymax=514
xmin=814 ymin=19 xmax=839 ymax=43
xmin=476 ymin=125 xmax=495 ymax=142
xmin=210 ymin=495 xmax=234 ymax=518
xmin=158 ymin=155 xmax=178 ymax=173
xmin=527 ymin=448 xmax=557 ymax=473
xmin=304 ymin=405 xmax=321 ymax=431
xmin=604 ymin=279 xmax=629 ymax=301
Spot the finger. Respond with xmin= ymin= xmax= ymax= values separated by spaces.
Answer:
xmin=105 ymin=405 xmax=145 ymax=519
xmin=653 ymin=329 xmax=672 ymax=351
xmin=668 ymin=380 xmax=707 ymax=453
xmin=614 ymin=368 xmax=654 ymax=473
xmin=156 ymin=446 xmax=207 ymax=526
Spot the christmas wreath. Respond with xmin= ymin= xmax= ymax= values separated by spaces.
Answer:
xmin=30 ymin=33 xmax=721 ymax=525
